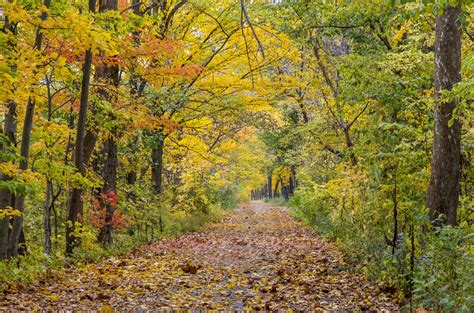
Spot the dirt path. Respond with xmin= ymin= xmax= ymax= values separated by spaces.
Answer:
xmin=1 ymin=201 xmax=397 ymax=311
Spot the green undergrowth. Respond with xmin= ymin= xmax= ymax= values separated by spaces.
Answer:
xmin=0 ymin=184 xmax=240 ymax=292
xmin=263 ymin=197 xmax=287 ymax=206
xmin=289 ymin=192 xmax=474 ymax=312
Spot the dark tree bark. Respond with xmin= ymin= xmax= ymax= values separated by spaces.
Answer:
xmin=66 ymin=47 xmax=94 ymax=255
xmin=98 ymin=136 xmax=118 ymax=245
xmin=343 ymin=127 xmax=357 ymax=166
xmin=0 ymin=2 xmax=18 ymax=261
xmin=0 ymin=102 xmax=17 ymax=260
xmin=82 ymin=129 xmax=98 ymax=167
xmin=0 ymin=216 xmax=9 ymax=260
xmin=273 ymin=178 xmax=280 ymax=198
xmin=100 ymin=137 xmax=118 ymax=228
xmin=267 ymin=173 xmax=272 ymax=198
xmin=95 ymin=0 xmax=119 ymax=246
xmin=99 ymin=0 xmax=117 ymax=10
xmin=427 ymin=4 xmax=462 ymax=226
xmin=282 ymin=185 xmax=289 ymax=201
xmin=127 ymin=171 xmax=137 ymax=185
xmin=298 ymin=101 xmax=309 ymax=124
xmin=289 ymin=165 xmax=297 ymax=195
xmin=126 ymin=170 xmax=137 ymax=200
xmin=66 ymin=0 xmax=96 ymax=255
xmin=289 ymin=177 xmax=293 ymax=196
xmin=280 ymin=177 xmax=289 ymax=201
xmin=8 ymin=0 xmax=51 ymax=259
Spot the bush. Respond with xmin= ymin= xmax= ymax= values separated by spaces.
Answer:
xmin=414 ymin=225 xmax=474 ymax=312
xmin=289 ymin=180 xmax=474 ymax=311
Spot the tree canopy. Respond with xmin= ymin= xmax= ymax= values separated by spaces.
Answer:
xmin=0 ymin=0 xmax=472 ymax=311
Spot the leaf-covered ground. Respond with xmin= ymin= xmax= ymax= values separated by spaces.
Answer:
xmin=1 ymin=202 xmax=398 ymax=311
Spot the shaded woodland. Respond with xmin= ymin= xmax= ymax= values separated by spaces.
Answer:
xmin=0 ymin=0 xmax=472 ymax=311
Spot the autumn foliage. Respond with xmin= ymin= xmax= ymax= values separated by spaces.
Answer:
xmin=88 ymin=191 xmax=128 ymax=230
xmin=0 ymin=0 xmax=472 ymax=311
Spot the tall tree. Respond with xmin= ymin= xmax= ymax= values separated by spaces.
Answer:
xmin=66 ymin=0 xmax=97 ymax=255
xmin=427 ymin=3 xmax=462 ymax=226
xmin=0 ymin=0 xmax=18 ymax=261
xmin=96 ymin=0 xmax=119 ymax=246
xmin=0 ymin=104 xmax=16 ymax=260
xmin=8 ymin=0 xmax=52 ymax=259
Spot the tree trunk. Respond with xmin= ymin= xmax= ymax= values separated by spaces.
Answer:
xmin=282 ymin=185 xmax=289 ymax=201
xmin=274 ymin=178 xmax=280 ymax=198
xmin=66 ymin=45 xmax=94 ymax=256
xmin=427 ymin=4 xmax=462 ymax=226
xmin=0 ymin=5 xmax=18 ymax=260
xmin=280 ymin=177 xmax=289 ymax=201
xmin=99 ymin=0 xmax=118 ymax=10
xmin=98 ymin=136 xmax=118 ymax=245
xmin=343 ymin=127 xmax=357 ymax=166
xmin=0 ymin=216 xmax=9 ymax=260
xmin=290 ymin=165 xmax=297 ymax=195
xmin=0 ymin=102 xmax=17 ymax=260
xmin=298 ymin=101 xmax=309 ymax=124
xmin=127 ymin=171 xmax=137 ymax=185
xmin=126 ymin=171 xmax=137 ymax=200
xmin=267 ymin=173 xmax=272 ymax=198
xmin=8 ymin=0 xmax=51 ymax=258
xmin=82 ymin=129 xmax=98 ymax=168
xmin=94 ymin=0 xmax=119 ymax=246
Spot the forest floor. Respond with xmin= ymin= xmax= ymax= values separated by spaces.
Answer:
xmin=1 ymin=201 xmax=398 ymax=311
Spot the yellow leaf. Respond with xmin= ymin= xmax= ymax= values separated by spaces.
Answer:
xmin=101 ymin=304 xmax=114 ymax=313
xmin=48 ymin=294 xmax=58 ymax=300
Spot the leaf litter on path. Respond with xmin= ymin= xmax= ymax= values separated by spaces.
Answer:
xmin=1 ymin=201 xmax=398 ymax=311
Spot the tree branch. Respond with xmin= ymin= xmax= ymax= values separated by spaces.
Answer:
xmin=240 ymin=0 xmax=265 ymax=59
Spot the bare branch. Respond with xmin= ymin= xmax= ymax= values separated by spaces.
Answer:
xmin=240 ymin=0 xmax=265 ymax=59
